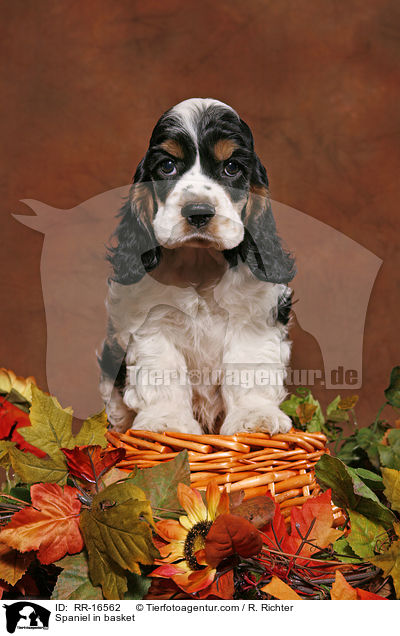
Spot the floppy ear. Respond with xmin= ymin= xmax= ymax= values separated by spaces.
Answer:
xmin=107 ymin=159 xmax=161 ymax=284
xmin=238 ymin=155 xmax=295 ymax=283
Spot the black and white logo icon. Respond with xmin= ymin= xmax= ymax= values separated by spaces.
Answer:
xmin=3 ymin=602 xmax=50 ymax=633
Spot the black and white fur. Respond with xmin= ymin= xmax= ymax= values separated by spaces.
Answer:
xmin=99 ymin=98 xmax=295 ymax=435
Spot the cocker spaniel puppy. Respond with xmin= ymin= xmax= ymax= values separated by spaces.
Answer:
xmin=99 ymin=98 xmax=295 ymax=436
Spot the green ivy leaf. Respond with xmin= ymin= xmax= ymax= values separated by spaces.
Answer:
xmin=80 ymin=481 xmax=159 ymax=600
xmin=52 ymin=553 xmax=103 ymax=600
xmin=280 ymin=394 xmax=302 ymax=419
xmin=378 ymin=430 xmax=400 ymax=470
xmin=130 ymin=450 xmax=190 ymax=518
xmin=347 ymin=510 xmax=387 ymax=559
xmin=326 ymin=396 xmax=349 ymax=423
xmin=315 ymin=454 xmax=395 ymax=527
xmin=352 ymin=468 xmax=384 ymax=491
xmin=385 ymin=366 xmax=400 ymax=408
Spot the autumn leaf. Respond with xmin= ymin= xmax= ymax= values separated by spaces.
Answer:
xmin=9 ymin=445 xmax=68 ymax=485
xmin=261 ymin=576 xmax=301 ymax=600
xmin=19 ymin=386 xmax=74 ymax=459
xmin=130 ymin=450 xmax=190 ymax=518
xmin=331 ymin=570 xmax=386 ymax=600
xmin=80 ymin=481 xmax=159 ymax=599
xmin=296 ymin=403 xmax=317 ymax=426
xmin=0 ymin=483 xmax=83 ymax=564
xmin=331 ymin=570 xmax=358 ymax=600
xmin=338 ymin=395 xmax=359 ymax=410
xmin=262 ymin=491 xmax=343 ymax=562
xmin=61 ymin=446 xmax=126 ymax=484
xmin=198 ymin=569 xmax=234 ymax=600
xmin=289 ymin=490 xmax=343 ymax=557
xmin=370 ymin=533 xmax=400 ymax=599
xmin=52 ymin=553 xmax=103 ymax=600
xmin=381 ymin=467 xmax=400 ymax=512
xmin=19 ymin=387 xmax=108 ymax=467
xmin=347 ymin=511 xmax=387 ymax=559
xmin=73 ymin=410 xmax=109 ymax=448
xmin=0 ymin=398 xmax=45 ymax=457
xmin=0 ymin=542 xmax=34 ymax=585
xmin=0 ymin=580 xmax=9 ymax=599
xmin=205 ymin=513 xmax=262 ymax=567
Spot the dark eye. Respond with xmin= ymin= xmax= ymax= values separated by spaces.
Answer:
xmin=224 ymin=160 xmax=241 ymax=177
xmin=159 ymin=159 xmax=177 ymax=175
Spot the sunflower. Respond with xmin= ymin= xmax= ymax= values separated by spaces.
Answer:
xmin=0 ymin=368 xmax=36 ymax=402
xmin=151 ymin=480 xmax=230 ymax=595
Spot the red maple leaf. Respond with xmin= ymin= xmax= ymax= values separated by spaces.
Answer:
xmin=61 ymin=445 xmax=126 ymax=483
xmin=0 ymin=398 xmax=46 ymax=457
xmin=0 ymin=483 xmax=83 ymax=564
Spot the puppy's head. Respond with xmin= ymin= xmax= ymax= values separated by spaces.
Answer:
xmin=109 ymin=98 xmax=295 ymax=284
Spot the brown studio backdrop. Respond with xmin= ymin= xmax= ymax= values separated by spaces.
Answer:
xmin=0 ymin=0 xmax=399 ymax=425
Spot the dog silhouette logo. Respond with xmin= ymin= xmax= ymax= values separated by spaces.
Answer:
xmin=3 ymin=602 xmax=50 ymax=633
xmin=14 ymin=188 xmax=382 ymax=418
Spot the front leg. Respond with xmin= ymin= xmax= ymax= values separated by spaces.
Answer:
xmin=220 ymin=325 xmax=292 ymax=436
xmin=123 ymin=332 xmax=202 ymax=434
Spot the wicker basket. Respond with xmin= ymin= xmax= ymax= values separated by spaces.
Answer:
xmin=107 ymin=428 xmax=345 ymax=526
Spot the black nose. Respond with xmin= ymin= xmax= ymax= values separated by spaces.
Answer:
xmin=181 ymin=202 xmax=215 ymax=228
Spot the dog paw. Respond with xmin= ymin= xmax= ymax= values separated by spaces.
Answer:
xmin=132 ymin=406 xmax=203 ymax=435
xmin=220 ymin=405 xmax=292 ymax=436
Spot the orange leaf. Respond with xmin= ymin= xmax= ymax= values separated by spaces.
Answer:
xmin=0 ymin=483 xmax=83 ymax=564
xmin=331 ymin=570 xmax=357 ymax=600
xmin=205 ymin=513 xmax=262 ymax=568
xmin=332 ymin=570 xmax=387 ymax=600
xmin=289 ymin=490 xmax=343 ymax=558
xmin=261 ymin=575 xmax=302 ymax=600
xmin=198 ymin=569 xmax=235 ymax=600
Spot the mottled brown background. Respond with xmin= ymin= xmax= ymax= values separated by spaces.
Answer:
xmin=1 ymin=0 xmax=399 ymax=425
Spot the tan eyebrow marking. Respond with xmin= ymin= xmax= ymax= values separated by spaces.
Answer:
xmin=213 ymin=139 xmax=238 ymax=161
xmin=250 ymin=183 xmax=268 ymax=198
xmin=160 ymin=139 xmax=184 ymax=159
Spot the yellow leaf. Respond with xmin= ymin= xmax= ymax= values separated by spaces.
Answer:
xmin=9 ymin=446 xmax=68 ymax=485
xmin=20 ymin=386 xmax=74 ymax=460
xmin=381 ymin=467 xmax=400 ymax=512
xmin=371 ymin=538 xmax=400 ymax=598
xmin=261 ymin=576 xmax=301 ymax=600
xmin=331 ymin=570 xmax=357 ymax=600
xmin=74 ymin=410 xmax=108 ymax=448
